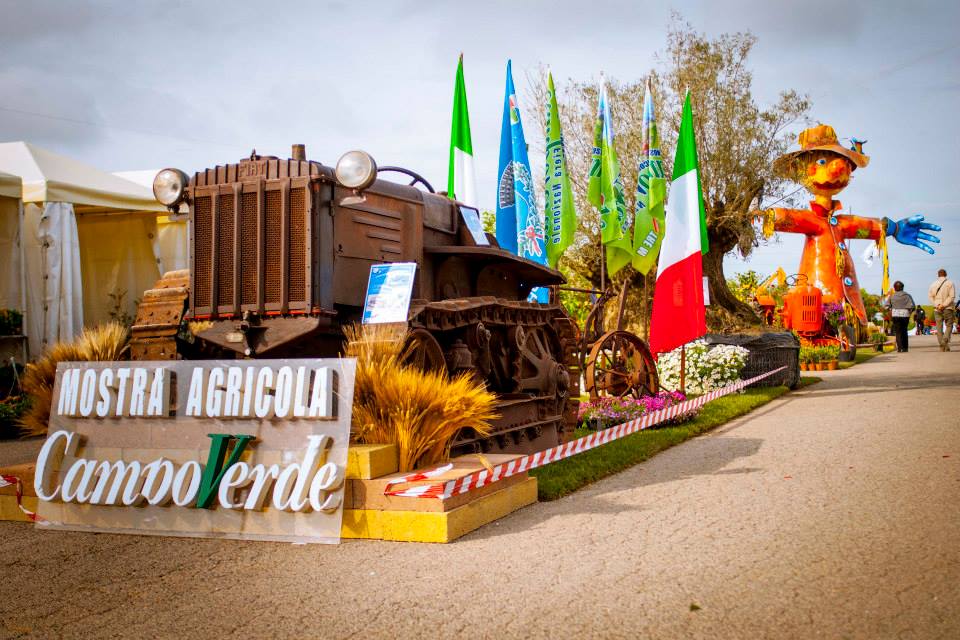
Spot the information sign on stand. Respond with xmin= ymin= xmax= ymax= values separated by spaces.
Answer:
xmin=362 ymin=262 xmax=417 ymax=324
xmin=34 ymin=358 xmax=356 ymax=544
xmin=459 ymin=206 xmax=490 ymax=246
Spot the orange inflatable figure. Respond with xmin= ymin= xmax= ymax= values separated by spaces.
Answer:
xmin=766 ymin=124 xmax=941 ymax=325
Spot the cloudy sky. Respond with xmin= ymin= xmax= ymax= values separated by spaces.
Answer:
xmin=2 ymin=0 xmax=958 ymax=297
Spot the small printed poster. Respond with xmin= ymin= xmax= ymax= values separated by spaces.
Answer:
xmin=703 ymin=276 xmax=711 ymax=306
xmin=459 ymin=206 xmax=490 ymax=246
xmin=362 ymin=262 xmax=417 ymax=324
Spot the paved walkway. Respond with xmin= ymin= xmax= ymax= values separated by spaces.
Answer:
xmin=1 ymin=335 xmax=957 ymax=639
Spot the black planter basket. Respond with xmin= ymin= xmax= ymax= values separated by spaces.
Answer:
xmin=705 ymin=332 xmax=801 ymax=389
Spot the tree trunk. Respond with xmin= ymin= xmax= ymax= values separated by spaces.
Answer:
xmin=702 ymin=243 xmax=762 ymax=325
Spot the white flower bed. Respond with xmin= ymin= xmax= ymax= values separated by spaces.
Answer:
xmin=656 ymin=339 xmax=750 ymax=395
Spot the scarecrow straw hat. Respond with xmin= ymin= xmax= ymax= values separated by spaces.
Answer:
xmin=773 ymin=124 xmax=870 ymax=178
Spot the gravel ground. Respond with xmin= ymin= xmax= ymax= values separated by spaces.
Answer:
xmin=1 ymin=334 xmax=957 ymax=639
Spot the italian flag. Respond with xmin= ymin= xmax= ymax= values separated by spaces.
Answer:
xmin=649 ymin=93 xmax=708 ymax=355
xmin=447 ymin=54 xmax=477 ymax=206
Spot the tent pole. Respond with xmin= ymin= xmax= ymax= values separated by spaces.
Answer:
xmin=17 ymin=200 xmax=28 ymax=362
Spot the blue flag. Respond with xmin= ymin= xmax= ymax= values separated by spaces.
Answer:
xmin=495 ymin=60 xmax=547 ymax=301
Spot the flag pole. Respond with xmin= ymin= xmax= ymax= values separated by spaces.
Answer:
xmin=600 ymin=242 xmax=606 ymax=291
xmin=643 ymin=275 xmax=650 ymax=340
xmin=679 ymin=344 xmax=686 ymax=395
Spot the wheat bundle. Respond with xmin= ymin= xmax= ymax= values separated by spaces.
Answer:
xmin=343 ymin=324 xmax=497 ymax=472
xmin=19 ymin=323 xmax=130 ymax=437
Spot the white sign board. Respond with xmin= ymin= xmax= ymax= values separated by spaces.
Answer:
xmin=362 ymin=262 xmax=417 ymax=324
xmin=35 ymin=358 xmax=356 ymax=544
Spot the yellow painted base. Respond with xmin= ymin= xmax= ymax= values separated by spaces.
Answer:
xmin=346 ymin=444 xmax=399 ymax=480
xmin=0 ymin=495 xmax=38 ymax=523
xmin=341 ymin=476 xmax=538 ymax=543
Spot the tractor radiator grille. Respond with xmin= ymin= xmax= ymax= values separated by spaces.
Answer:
xmin=289 ymin=188 xmax=306 ymax=302
xmin=240 ymin=191 xmax=258 ymax=306
xmin=217 ymin=193 xmax=235 ymax=305
xmin=265 ymin=190 xmax=282 ymax=305
xmin=193 ymin=195 xmax=212 ymax=308
xmin=192 ymin=184 xmax=309 ymax=315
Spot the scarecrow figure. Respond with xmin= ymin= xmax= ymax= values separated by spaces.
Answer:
xmin=765 ymin=124 xmax=941 ymax=324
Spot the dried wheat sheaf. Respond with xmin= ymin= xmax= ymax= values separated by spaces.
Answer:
xmin=19 ymin=322 xmax=130 ymax=436
xmin=343 ymin=323 xmax=497 ymax=472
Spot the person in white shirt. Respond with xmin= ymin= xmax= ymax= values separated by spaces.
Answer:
xmin=928 ymin=269 xmax=956 ymax=351
xmin=885 ymin=281 xmax=916 ymax=352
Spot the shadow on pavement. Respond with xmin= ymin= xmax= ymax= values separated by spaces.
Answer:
xmin=467 ymin=436 xmax=765 ymax=542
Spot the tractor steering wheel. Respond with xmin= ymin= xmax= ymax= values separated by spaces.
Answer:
xmin=784 ymin=273 xmax=808 ymax=287
xmin=377 ymin=166 xmax=436 ymax=193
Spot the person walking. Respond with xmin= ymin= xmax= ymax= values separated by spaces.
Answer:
xmin=914 ymin=305 xmax=926 ymax=336
xmin=928 ymin=268 xmax=956 ymax=351
xmin=886 ymin=281 xmax=916 ymax=353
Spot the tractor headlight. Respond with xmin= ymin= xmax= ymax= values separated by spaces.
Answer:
xmin=335 ymin=150 xmax=377 ymax=191
xmin=153 ymin=168 xmax=189 ymax=208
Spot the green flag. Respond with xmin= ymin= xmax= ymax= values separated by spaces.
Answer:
xmin=544 ymin=72 xmax=576 ymax=269
xmin=672 ymin=92 xmax=709 ymax=255
xmin=447 ymin=54 xmax=476 ymax=206
xmin=632 ymin=79 xmax=667 ymax=273
xmin=587 ymin=78 xmax=633 ymax=276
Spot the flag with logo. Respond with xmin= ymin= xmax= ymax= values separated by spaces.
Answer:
xmin=447 ymin=54 xmax=477 ymax=206
xmin=543 ymin=71 xmax=576 ymax=269
xmin=649 ymin=92 xmax=709 ymax=355
xmin=496 ymin=60 xmax=546 ymax=266
xmin=632 ymin=79 xmax=666 ymax=274
xmin=587 ymin=77 xmax=633 ymax=276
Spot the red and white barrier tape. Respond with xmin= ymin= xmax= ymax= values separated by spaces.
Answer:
xmin=0 ymin=474 xmax=44 ymax=523
xmin=385 ymin=366 xmax=788 ymax=499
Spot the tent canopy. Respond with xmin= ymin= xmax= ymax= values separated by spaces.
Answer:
xmin=0 ymin=171 xmax=21 ymax=200
xmin=0 ymin=142 xmax=165 ymax=212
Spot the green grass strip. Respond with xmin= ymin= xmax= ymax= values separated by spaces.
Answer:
xmin=532 ymin=377 xmax=821 ymax=501
xmin=839 ymin=345 xmax=890 ymax=369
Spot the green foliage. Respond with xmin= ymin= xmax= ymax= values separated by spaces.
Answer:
xmin=860 ymin=288 xmax=883 ymax=321
xmin=0 ymin=394 xmax=31 ymax=438
xmin=839 ymin=346 xmax=887 ymax=369
xmin=108 ymin=290 xmax=139 ymax=329
xmin=728 ymin=270 xmax=763 ymax=304
xmin=480 ymin=210 xmax=496 ymax=234
xmin=800 ymin=345 xmax=839 ymax=364
xmin=533 ymin=382 xmax=809 ymax=501
xmin=0 ymin=309 xmax=22 ymax=335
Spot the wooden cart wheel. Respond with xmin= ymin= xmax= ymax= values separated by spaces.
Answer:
xmin=403 ymin=328 xmax=447 ymax=373
xmin=585 ymin=330 xmax=659 ymax=401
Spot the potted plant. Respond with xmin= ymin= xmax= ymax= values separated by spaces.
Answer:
xmin=823 ymin=345 xmax=840 ymax=370
xmin=871 ymin=332 xmax=885 ymax=352
xmin=810 ymin=347 xmax=823 ymax=371
xmin=0 ymin=309 xmax=22 ymax=336
xmin=798 ymin=346 xmax=812 ymax=371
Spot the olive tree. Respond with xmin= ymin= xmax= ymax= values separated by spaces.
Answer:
xmin=527 ymin=17 xmax=810 ymax=329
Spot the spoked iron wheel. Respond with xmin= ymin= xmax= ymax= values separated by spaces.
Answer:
xmin=402 ymin=328 xmax=446 ymax=373
xmin=585 ymin=330 xmax=659 ymax=401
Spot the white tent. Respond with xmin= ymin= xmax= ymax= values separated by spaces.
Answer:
xmin=0 ymin=142 xmax=170 ymax=357
xmin=0 ymin=172 xmax=26 ymax=358
xmin=114 ymin=170 xmax=189 ymax=276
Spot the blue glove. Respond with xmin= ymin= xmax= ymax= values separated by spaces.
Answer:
xmin=884 ymin=215 xmax=942 ymax=254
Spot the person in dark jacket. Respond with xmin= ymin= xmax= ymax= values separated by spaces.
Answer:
xmin=886 ymin=281 xmax=916 ymax=352
xmin=914 ymin=305 xmax=926 ymax=335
